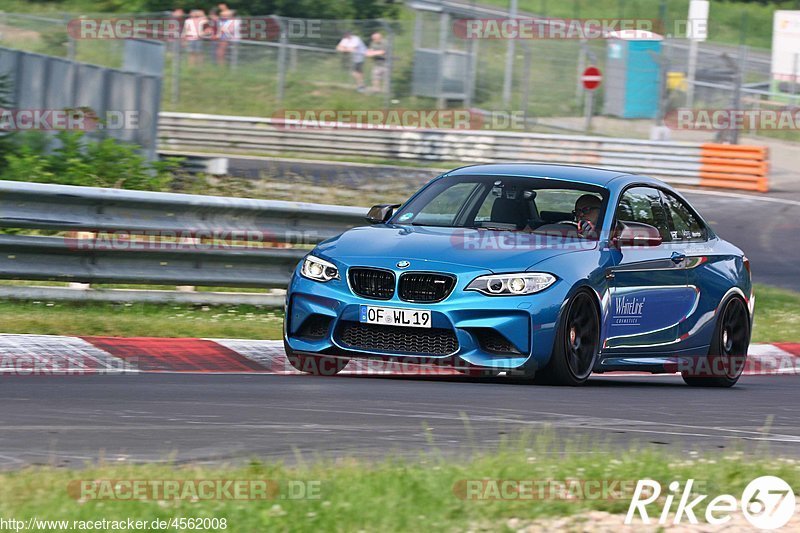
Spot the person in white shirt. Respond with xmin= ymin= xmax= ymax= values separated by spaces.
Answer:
xmin=216 ymin=8 xmax=240 ymax=66
xmin=184 ymin=9 xmax=211 ymax=67
xmin=336 ymin=31 xmax=367 ymax=92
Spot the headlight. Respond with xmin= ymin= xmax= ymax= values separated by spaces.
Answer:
xmin=301 ymin=255 xmax=339 ymax=282
xmin=466 ymin=272 xmax=555 ymax=296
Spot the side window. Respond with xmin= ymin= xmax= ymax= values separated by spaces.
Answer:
xmin=616 ymin=187 xmax=671 ymax=242
xmin=474 ymin=192 xmax=495 ymax=222
xmin=661 ymin=191 xmax=708 ymax=242
xmin=534 ymin=189 xmax=587 ymax=214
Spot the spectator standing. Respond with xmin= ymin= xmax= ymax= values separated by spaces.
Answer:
xmin=336 ymin=31 xmax=367 ymax=92
xmin=207 ymin=8 xmax=220 ymax=64
xmin=366 ymin=32 xmax=387 ymax=93
xmin=217 ymin=9 xmax=240 ymax=66
xmin=169 ymin=8 xmax=185 ymax=41
xmin=184 ymin=9 xmax=210 ymax=67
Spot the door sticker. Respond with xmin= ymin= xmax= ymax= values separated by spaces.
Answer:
xmin=612 ymin=296 xmax=646 ymax=327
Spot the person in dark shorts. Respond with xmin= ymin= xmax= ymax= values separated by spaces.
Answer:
xmin=336 ymin=31 xmax=367 ymax=92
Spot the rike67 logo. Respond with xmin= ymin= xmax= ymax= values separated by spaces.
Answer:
xmin=626 ymin=476 xmax=796 ymax=530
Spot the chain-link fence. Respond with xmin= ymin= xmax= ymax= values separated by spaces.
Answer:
xmin=157 ymin=16 xmax=397 ymax=114
xmin=0 ymin=13 xmax=393 ymax=104
xmin=659 ymin=40 xmax=797 ymax=143
xmin=0 ymin=8 xmax=794 ymax=141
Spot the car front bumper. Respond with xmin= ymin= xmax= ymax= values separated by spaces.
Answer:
xmin=284 ymin=262 xmax=569 ymax=372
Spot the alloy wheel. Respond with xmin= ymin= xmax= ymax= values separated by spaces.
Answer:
xmin=565 ymin=292 xmax=599 ymax=380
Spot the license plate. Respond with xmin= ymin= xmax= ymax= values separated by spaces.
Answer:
xmin=359 ymin=305 xmax=431 ymax=328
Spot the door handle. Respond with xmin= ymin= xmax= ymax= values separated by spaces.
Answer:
xmin=671 ymin=252 xmax=686 ymax=264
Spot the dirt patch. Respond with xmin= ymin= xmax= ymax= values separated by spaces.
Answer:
xmin=0 ymin=23 xmax=41 ymax=42
xmin=498 ymin=507 xmax=800 ymax=532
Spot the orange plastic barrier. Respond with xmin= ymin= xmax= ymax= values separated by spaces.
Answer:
xmin=699 ymin=144 xmax=769 ymax=192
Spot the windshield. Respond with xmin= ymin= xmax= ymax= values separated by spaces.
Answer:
xmin=391 ymin=175 xmax=609 ymax=240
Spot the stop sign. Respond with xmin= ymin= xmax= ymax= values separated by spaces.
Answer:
xmin=582 ymin=66 xmax=602 ymax=90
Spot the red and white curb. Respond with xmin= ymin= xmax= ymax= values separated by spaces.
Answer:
xmin=0 ymin=334 xmax=797 ymax=377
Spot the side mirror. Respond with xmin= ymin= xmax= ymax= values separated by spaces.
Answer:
xmin=366 ymin=204 xmax=401 ymax=224
xmin=612 ymin=222 xmax=663 ymax=248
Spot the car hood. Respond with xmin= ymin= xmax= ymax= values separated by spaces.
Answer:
xmin=315 ymin=224 xmax=597 ymax=272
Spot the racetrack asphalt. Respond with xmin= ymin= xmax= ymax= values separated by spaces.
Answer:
xmin=1 ymin=372 xmax=798 ymax=469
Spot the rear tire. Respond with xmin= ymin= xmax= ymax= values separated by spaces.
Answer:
xmin=682 ymin=296 xmax=749 ymax=388
xmin=284 ymin=342 xmax=349 ymax=376
xmin=535 ymin=291 xmax=600 ymax=386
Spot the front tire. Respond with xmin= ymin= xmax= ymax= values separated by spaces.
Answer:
xmin=535 ymin=291 xmax=600 ymax=386
xmin=682 ymin=296 xmax=749 ymax=388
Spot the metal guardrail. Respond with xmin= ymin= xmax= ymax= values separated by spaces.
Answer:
xmin=158 ymin=112 xmax=770 ymax=192
xmin=0 ymin=180 xmax=366 ymax=303
xmin=0 ymin=234 xmax=305 ymax=288
xmin=0 ymin=180 xmax=363 ymax=242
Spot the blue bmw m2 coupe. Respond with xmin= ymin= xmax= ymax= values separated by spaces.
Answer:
xmin=284 ymin=164 xmax=753 ymax=386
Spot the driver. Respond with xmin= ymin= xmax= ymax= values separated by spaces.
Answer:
xmin=574 ymin=194 xmax=602 ymax=237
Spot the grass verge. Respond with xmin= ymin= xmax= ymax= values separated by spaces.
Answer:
xmin=0 ymin=283 xmax=795 ymax=342
xmin=0 ymin=433 xmax=797 ymax=532
xmin=751 ymin=283 xmax=800 ymax=344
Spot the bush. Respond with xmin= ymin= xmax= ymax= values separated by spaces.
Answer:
xmin=1 ymin=131 xmax=179 ymax=191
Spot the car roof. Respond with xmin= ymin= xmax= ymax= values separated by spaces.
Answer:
xmin=443 ymin=163 xmax=667 ymax=189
